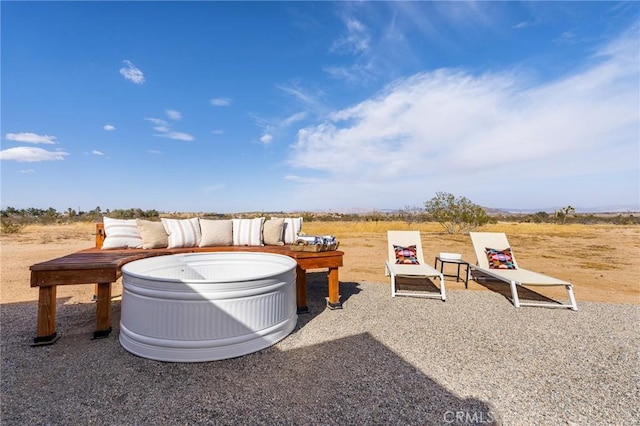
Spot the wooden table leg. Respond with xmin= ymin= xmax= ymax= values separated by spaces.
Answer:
xmin=296 ymin=266 xmax=309 ymax=314
xmin=33 ymin=286 xmax=59 ymax=346
xmin=93 ymin=282 xmax=112 ymax=339
xmin=327 ymin=267 xmax=342 ymax=309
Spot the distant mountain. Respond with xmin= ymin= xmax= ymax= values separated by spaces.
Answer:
xmin=288 ymin=205 xmax=640 ymax=215
xmin=494 ymin=205 xmax=640 ymax=214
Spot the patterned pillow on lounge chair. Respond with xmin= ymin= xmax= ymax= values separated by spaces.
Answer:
xmin=485 ymin=247 xmax=516 ymax=269
xmin=394 ymin=245 xmax=420 ymax=265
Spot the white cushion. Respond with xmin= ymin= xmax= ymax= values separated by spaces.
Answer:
xmin=161 ymin=218 xmax=201 ymax=248
xmin=281 ymin=217 xmax=303 ymax=244
xmin=232 ymin=218 xmax=265 ymax=246
xmin=101 ymin=217 xmax=143 ymax=249
xmin=199 ymin=219 xmax=233 ymax=247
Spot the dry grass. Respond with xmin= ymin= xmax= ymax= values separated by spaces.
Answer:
xmin=1 ymin=221 xmax=638 ymax=305
xmin=302 ymin=220 xmax=640 ymax=305
xmin=1 ymin=222 xmax=93 ymax=244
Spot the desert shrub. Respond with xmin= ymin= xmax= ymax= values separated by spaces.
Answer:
xmin=107 ymin=208 xmax=160 ymax=219
xmin=424 ymin=191 xmax=491 ymax=234
xmin=1 ymin=218 xmax=25 ymax=234
xmin=398 ymin=205 xmax=425 ymax=226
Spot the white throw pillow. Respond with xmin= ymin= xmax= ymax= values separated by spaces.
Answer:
xmin=281 ymin=217 xmax=303 ymax=244
xmin=161 ymin=217 xmax=201 ymax=248
xmin=232 ymin=218 xmax=265 ymax=246
xmin=101 ymin=217 xmax=143 ymax=249
xmin=199 ymin=219 xmax=233 ymax=247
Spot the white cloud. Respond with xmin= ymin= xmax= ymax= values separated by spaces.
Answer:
xmin=211 ymin=130 xmax=224 ymax=135
xmin=554 ymin=30 xmax=578 ymax=45
xmin=512 ymin=20 xmax=535 ymax=29
xmin=324 ymin=9 xmax=402 ymax=85
xmin=119 ymin=60 xmax=145 ymax=84
xmin=146 ymin=116 xmax=193 ymax=141
xmin=156 ymin=131 xmax=194 ymax=141
xmin=252 ymin=110 xmax=308 ymax=145
xmin=260 ymin=134 xmax=273 ymax=144
xmin=148 ymin=150 xmax=162 ymax=154
xmin=91 ymin=150 xmax=106 ymax=156
xmin=282 ymin=112 xmax=308 ymax=127
xmin=19 ymin=169 xmax=35 ymax=174
xmin=288 ymin=26 xmax=639 ymax=209
xmin=323 ymin=62 xmax=375 ymax=85
xmin=284 ymin=175 xmax=320 ymax=184
xmin=166 ymin=109 xmax=182 ymax=121
xmin=5 ymin=132 xmax=57 ymax=144
xmin=330 ymin=18 xmax=370 ymax=55
xmin=145 ymin=117 xmax=168 ymax=126
xmin=0 ymin=147 xmax=69 ymax=162
xmin=103 ymin=124 xmax=116 ymax=131
xmin=210 ymin=98 xmax=232 ymax=106
xmin=277 ymin=81 xmax=326 ymax=113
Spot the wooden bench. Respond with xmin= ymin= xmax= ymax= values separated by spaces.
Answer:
xmin=29 ymin=223 xmax=344 ymax=346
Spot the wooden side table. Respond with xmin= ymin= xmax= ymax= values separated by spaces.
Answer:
xmin=434 ymin=256 xmax=470 ymax=289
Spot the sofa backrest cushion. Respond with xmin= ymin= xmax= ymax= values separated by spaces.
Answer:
xmin=281 ymin=217 xmax=303 ymax=244
xmin=232 ymin=218 xmax=265 ymax=246
xmin=101 ymin=217 xmax=143 ymax=250
xmin=263 ymin=218 xmax=285 ymax=246
xmin=199 ymin=219 xmax=233 ymax=247
xmin=136 ymin=219 xmax=169 ymax=249
xmin=162 ymin=217 xmax=202 ymax=248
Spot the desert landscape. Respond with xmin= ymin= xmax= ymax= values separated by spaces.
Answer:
xmin=1 ymin=221 xmax=639 ymax=424
xmin=2 ymin=220 xmax=639 ymax=307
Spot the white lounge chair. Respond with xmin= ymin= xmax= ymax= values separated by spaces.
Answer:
xmin=469 ymin=232 xmax=577 ymax=310
xmin=385 ymin=231 xmax=446 ymax=301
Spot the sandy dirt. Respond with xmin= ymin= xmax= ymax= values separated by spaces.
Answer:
xmin=1 ymin=221 xmax=639 ymax=307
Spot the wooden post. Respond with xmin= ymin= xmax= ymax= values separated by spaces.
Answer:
xmin=327 ymin=267 xmax=342 ymax=309
xmin=33 ymin=286 xmax=59 ymax=345
xmin=296 ymin=265 xmax=308 ymax=313
xmin=93 ymin=282 xmax=112 ymax=339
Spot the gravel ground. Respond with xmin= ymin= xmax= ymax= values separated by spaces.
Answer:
xmin=2 ymin=275 xmax=638 ymax=425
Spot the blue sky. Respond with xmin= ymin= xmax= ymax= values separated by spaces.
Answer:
xmin=2 ymin=1 xmax=639 ymax=213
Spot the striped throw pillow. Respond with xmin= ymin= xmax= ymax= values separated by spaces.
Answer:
xmin=281 ymin=217 xmax=303 ymax=244
xmin=161 ymin=218 xmax=201 ymax=248
xmin=232 ymin=218 xmax=265 ymax=246
xmin=101 ymin=217 xmax=143 ymax=249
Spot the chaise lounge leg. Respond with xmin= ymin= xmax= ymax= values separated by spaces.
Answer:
xmin=390 ymin=273 xmax=396 ymax=297
xmin=566 ymin=284 xmax=578 ymax=311
xmin=509 ymin=280 xmax=521 ymax=308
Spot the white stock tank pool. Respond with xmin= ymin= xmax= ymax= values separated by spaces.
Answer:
xmin=120 ymin=252 xmax=298 ymax=362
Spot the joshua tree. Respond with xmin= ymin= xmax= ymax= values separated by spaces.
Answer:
xmin=555 ymin=205 xmax=575 ymax=225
